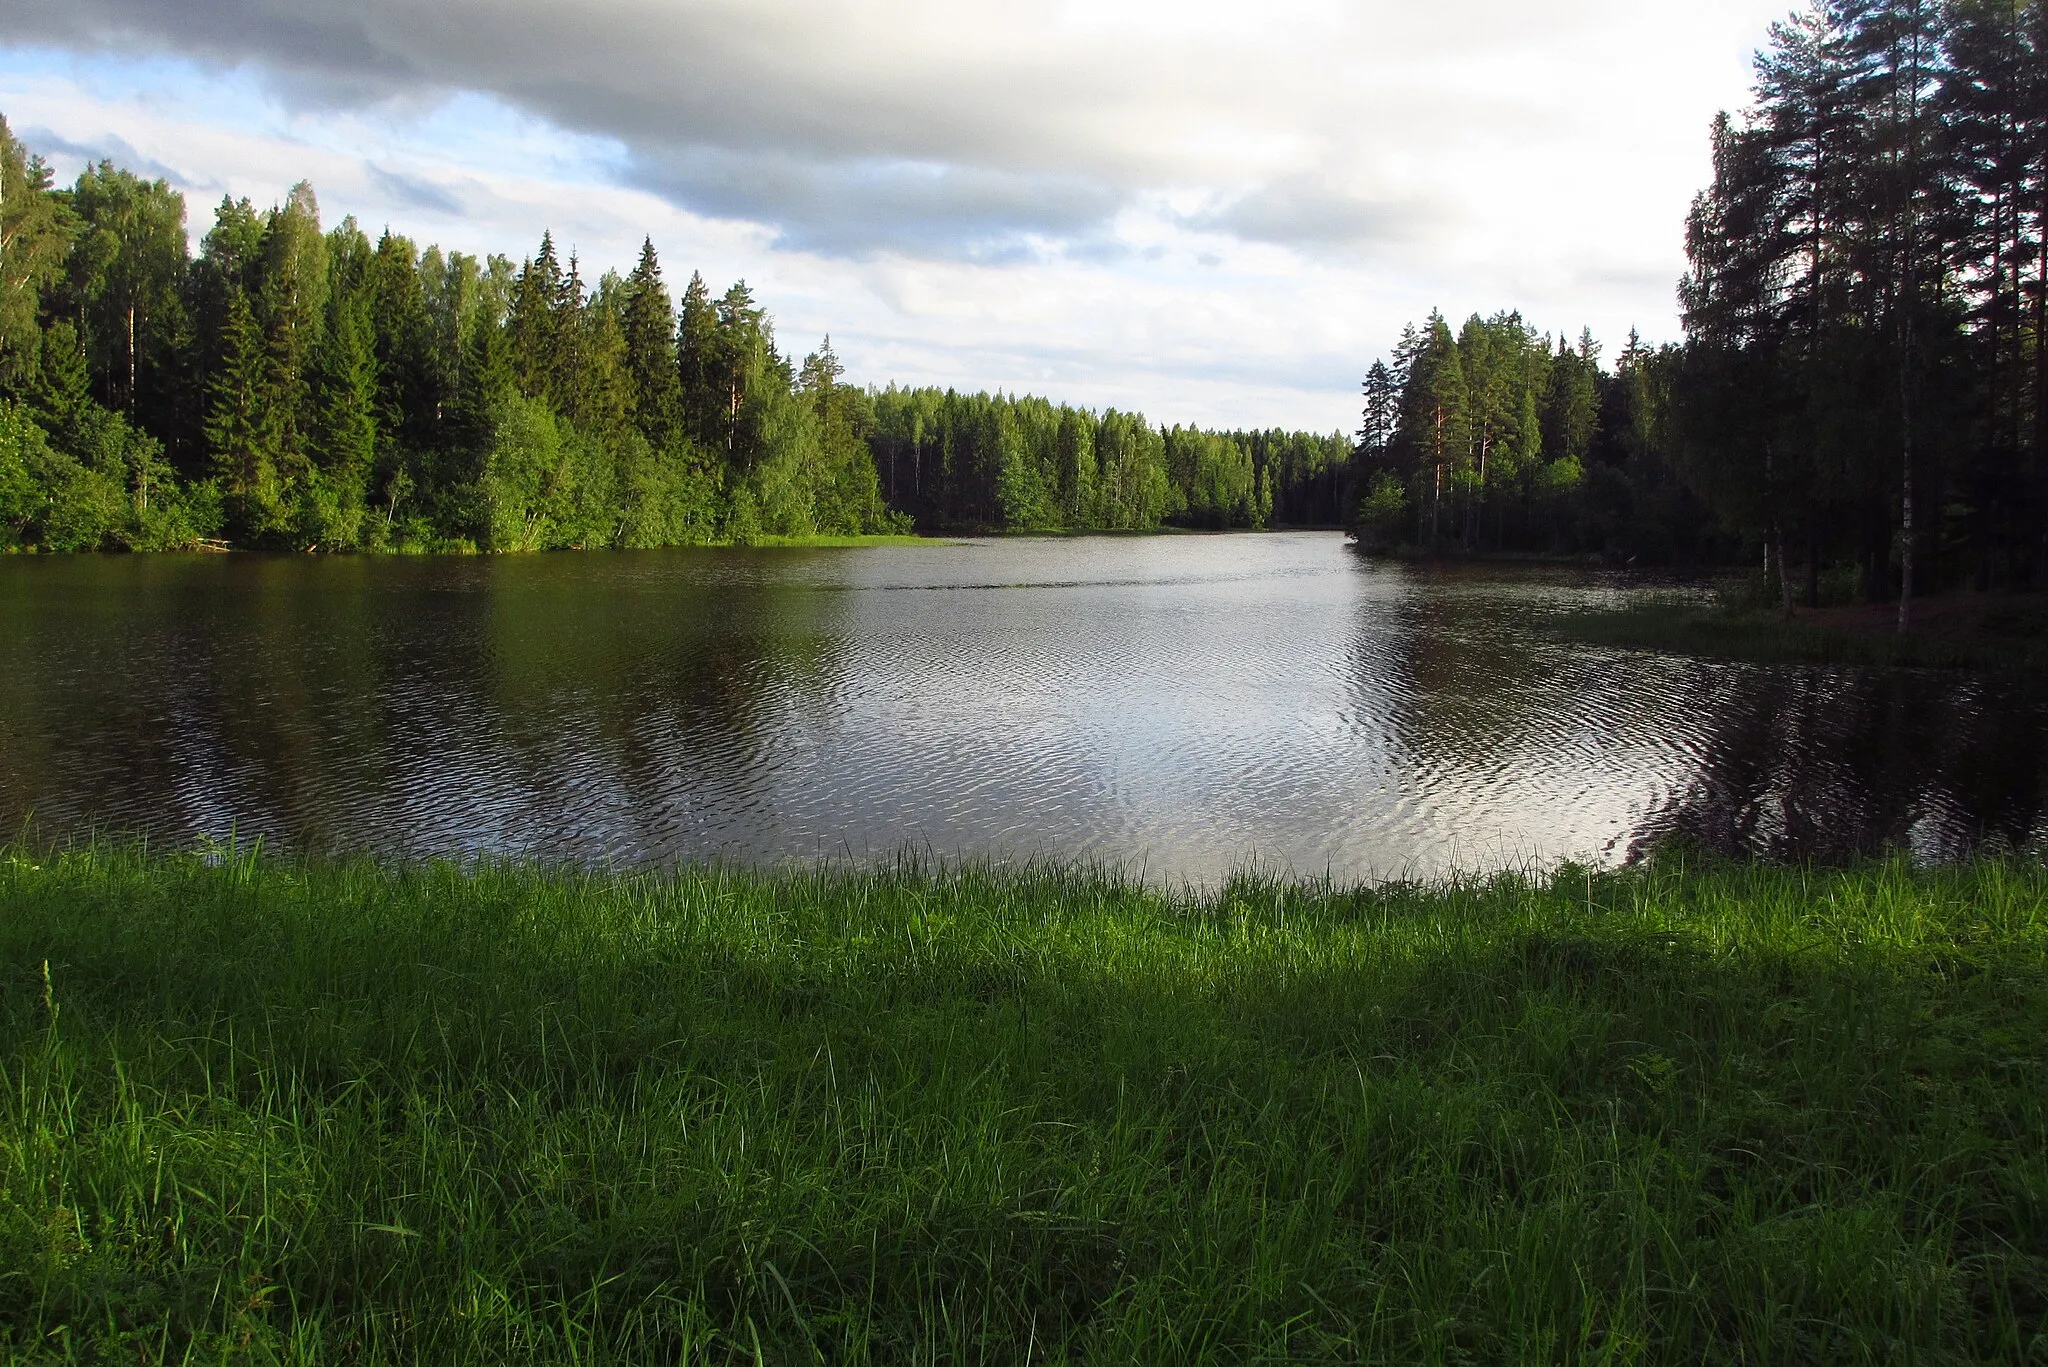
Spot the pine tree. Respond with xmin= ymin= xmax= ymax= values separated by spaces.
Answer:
xmin=710 ymin=281 xmax=772 ymax=470
xmin=34 ymin=321 xmax=94 ymax=444
xmin=1358 ymin=361 xmax=1399 ymax=459
xmin=800 ymin=336 xmax=888 ymax=534
xmin=1405 ymin=311 xmax=1468 ymax=546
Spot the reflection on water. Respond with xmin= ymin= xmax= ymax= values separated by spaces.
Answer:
xmin=2 ymin=535 xmax=2041 ymax=880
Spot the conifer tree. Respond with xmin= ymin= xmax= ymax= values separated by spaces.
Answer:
xmin=368 ymin=232 xmax=442 ymax=465
xmin=676 ymin=271 xmax=721 ymax=451
xmin=206 ymin=285 xmax=282 ymax=540
xmin=1543 ymin=334 xmax=1600 ymax=465
xmin=568 ymin=271 xmax=630 ymax=437
xmin=311 ymin=291 xmax=377 ymax=493
xmin=714 ymin=280 xmax=770 ymax=466
xmin=621 ymin=239 xmax=682 ymax=453
xmin=34 ymin=321 xmax=94 ymax=445
xmin=255 ymin=183 xmax=327 ymax=492
xmin=555 ymin=252 xmax=589 ymax=422
xmin=1409 ymin=311 xmax=1468 ymax=545
xmin=509 ymin=232 xmax=565 ymax=406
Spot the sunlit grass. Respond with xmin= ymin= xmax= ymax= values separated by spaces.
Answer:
xmin=2 ymin=845 xmax=2044 ymax=1361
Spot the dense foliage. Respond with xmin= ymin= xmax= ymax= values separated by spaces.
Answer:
xmin=0 ymin=123 xmax=1344 ymax=552
xmin=868 ymin=389 xmax=1350 ymax=533
xmin=1356 ymin=0 xmax=2048 ymax=611
xmin=1350 ymin=316 xmax=1714 ymax=563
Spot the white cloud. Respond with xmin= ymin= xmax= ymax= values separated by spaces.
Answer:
xmin=0 ymin=0 xmax=1788 ymax=430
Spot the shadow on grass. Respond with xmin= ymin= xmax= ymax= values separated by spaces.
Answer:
xmin=2 ymin=847 xmax=2045 ymax=1362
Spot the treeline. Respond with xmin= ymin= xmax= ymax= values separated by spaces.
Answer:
xmin=1351 ymin=315 xmax=1715 ymax=562
xmin=0 ymin=120 xmax=1344 ymax=553
xmin=1356 ymin=0 xmax=2048 ymax=609
xmin=867 ymin=389 xmax=1350 ymax=532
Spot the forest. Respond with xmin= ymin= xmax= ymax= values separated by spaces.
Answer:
xmin=0 ymin=119 xmax=1346 ymax=553
xmin=1357 ymin=0 xmax=2047 ymax=616
xmin=2 ymin=0 xmax=2039 ymax=584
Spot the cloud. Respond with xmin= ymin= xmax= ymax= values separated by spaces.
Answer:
xmin=15 ymin=122 xmax=199 ymax=188
xmin=631 ymin=148 xmax=1121 ymax=261
xmin=1183 ymin=179 xmax=1441 ymax=255
xmin=0 ymin=0 xmax=1796 ymax=430
xmin=3 ymin=0 xmax=1163 ymax=255
xmin=364 ymin=163 xmax=464 ymax=217
xmin=0 ymin=0 xmax=1781 ymax=265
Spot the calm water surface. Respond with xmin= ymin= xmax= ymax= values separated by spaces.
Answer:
xmin=3 ymin=534 xmax=2043 ymax=880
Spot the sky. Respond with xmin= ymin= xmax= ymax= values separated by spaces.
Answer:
xmin=0 ymin=0 xmax=1792 ymax=433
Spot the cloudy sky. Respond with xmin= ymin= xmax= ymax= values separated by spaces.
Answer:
xmin=0 ymin=0 xmax=1788 ymax=431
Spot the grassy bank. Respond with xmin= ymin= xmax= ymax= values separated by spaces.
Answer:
xmin=1550 ymin=595 xmax=2048 ymax=671
xmin=3 ymin=848 xmax=2045 ymax=1362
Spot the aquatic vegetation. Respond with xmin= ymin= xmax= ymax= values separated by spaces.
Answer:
xmin=1551 ymin=597 xmax=2048 ymax=672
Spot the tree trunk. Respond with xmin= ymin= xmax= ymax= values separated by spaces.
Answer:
xmin=1771 ymin=522 xmax=1793 ymax=617
xmin=1895 ymin=5 xmax=1922 ymax=636
xmin=2037 ymin=219 xmax=2047 ymax=585
xmin=1898 ymin=444 xmax=1914 ymax=633
xmin=1474 ymin=436 xmax=1488 ymax=547
xmin=1431 ymin=463 xmax=1442 ymax=548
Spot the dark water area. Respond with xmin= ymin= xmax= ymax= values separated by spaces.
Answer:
xmin=2 ymin=534 xmax=2042 ymax=881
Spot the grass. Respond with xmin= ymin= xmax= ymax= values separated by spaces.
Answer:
xmin=3 ymin=846 xmax=2046 ymax=1363
xmin=1549 ymin=596 xmax=2048 ymax=671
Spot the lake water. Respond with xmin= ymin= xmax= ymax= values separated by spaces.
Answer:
xmin=3 ymin=533 xmax=2042 ymax=881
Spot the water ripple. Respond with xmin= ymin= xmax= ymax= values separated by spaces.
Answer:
xmin=1 ymin=537 xmax=2042 ymax=882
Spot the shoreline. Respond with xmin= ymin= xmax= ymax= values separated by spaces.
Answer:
xmin=1549 ymin=589 xmax=2048 ymax=671
xmin=0 ymin=526 xmax=1351 ymax=557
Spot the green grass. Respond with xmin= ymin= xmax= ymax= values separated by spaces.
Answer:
xmin=1549 ymin=598 xmax=2048 ymax=671
xmin=3 ymin=846 xmax=2046 ymax=1363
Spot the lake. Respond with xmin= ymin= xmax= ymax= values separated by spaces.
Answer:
xmin=2 ymin=533 xmax=2042 ymax=881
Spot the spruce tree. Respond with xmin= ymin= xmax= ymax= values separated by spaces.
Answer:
xmin=368 ymin=232 xmax=442 ymax=465
xmin=621 ymin=239 xmax=682 ymax=453
xmin=312 ymin=294 xmax=377 ymax=485
xmin=206 ymin=285 xmax=281 ymax=540
xmin=676 ymin=271 xmax=720 ymax=451
xmin=509 ymin=232 xmax=565 ymax=403
xmin=255 ymin=182 xmax=327 ymax=490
